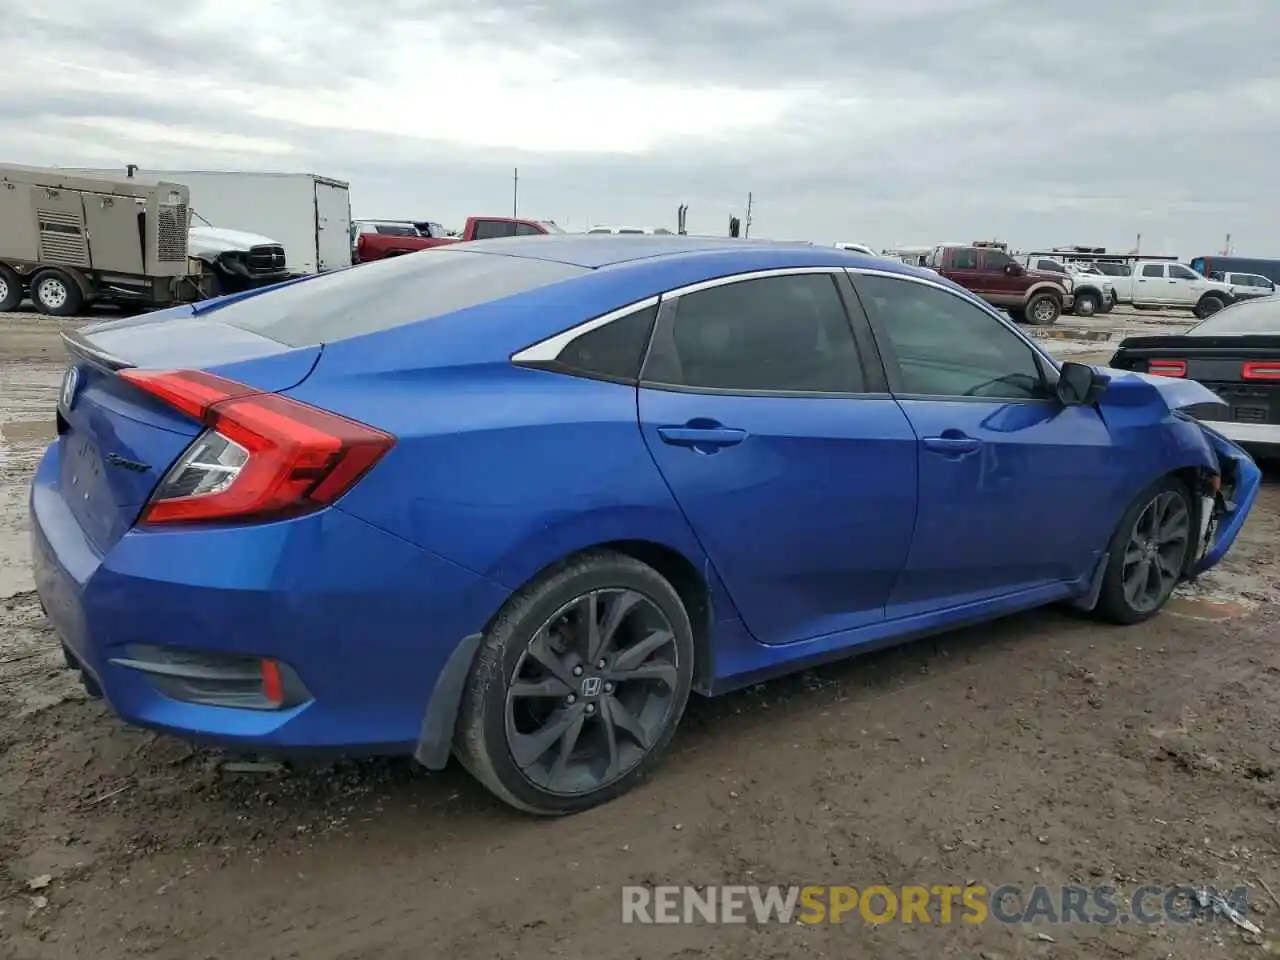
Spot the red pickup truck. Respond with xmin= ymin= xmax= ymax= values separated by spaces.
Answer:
xmin=926 ymin=244 xmax=1073 ymax=326
xmin=351 ymin=216 xmax=563 ymax=263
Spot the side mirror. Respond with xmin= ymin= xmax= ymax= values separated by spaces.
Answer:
xmin=1056 ymin=361 xmax=1109 ymax=407
xmin=1003 ymin=263 xmax=1024 ymax=277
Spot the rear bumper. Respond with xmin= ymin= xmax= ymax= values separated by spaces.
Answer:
xmin=29 ymin=443 xmax=508 ymax=756
xmin=1196 ymin=420 xmax=1280 ymax=450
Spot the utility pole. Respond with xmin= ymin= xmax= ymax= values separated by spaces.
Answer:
xmin=744 ymin=192 xmax=753 ymax=239
xmin=512 ymin=168 xmax=519 ymax=218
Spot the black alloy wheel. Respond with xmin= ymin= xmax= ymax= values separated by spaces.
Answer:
xmin=1095 ymin=478 xmax=1193 ymax=624
xmin=505 ymin=588 xmax=680 ymax=795
xmin=455 ymin=551 xmax=695 ymax=815
xmin=1120 ymin=489 xmax=1191 ymax=615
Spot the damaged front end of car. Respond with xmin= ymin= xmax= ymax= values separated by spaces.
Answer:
xmin=1185 ymin=424 xmax=1262 ymax=576
xmin=1086 ymin=363 xmax=1263 ymax=578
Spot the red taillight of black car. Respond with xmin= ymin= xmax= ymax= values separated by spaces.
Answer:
xmin=119 ymin=368 xmax=395 ymax=524
xmin=1241 ymin=361 xmax=1280 ymax=381
xmin=1147 ymin=359 xmax=1187 ymax=378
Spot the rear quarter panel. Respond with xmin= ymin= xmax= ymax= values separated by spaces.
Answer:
xmin=286 ymin=360 xmax=734 ymax=614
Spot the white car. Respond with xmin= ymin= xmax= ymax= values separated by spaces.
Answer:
xmin=1209 ymin=271 xmax=1276 ymax=300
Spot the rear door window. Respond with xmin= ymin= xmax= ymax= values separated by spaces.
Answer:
xmin=979 ymin=250 xmax=1015 ymax=271
xmin=472 ymin=219 xmax=518 ymax=240
xmin=211 ymin=250 xmax=588 ymax=347
xmin=642 ymin=273 xmax=864 ymax=394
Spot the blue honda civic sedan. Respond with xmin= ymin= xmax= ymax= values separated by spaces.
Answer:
xmin=30 ymin=235 xmax=1260 ymax=814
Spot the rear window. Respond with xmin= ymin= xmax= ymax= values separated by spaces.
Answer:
xmin=211 ymin=250 xmax=588 ymax=347
xmin=1188 ymin=297 xmax=1280 ymax=336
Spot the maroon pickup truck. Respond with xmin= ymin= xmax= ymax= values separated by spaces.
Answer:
xmin=926 ymin=245 xmax=1073 ymax=326
xmin=352 ymin=216 xmax=563 ymax=264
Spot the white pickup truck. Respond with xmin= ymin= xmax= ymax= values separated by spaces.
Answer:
xmin=1112 ymin=260 xmax=1237 ymax=318
xmin=1020 ymin=254 xmax=1114 ymax=317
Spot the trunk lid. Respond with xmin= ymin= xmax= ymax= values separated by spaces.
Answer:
xmin=1110 ymin=333 xmax=1280 ymax=427
xmin=1089 ymin=364 xmax=1227 ymax=430
xmin=56 ymin=313 xmax=321 ymax=553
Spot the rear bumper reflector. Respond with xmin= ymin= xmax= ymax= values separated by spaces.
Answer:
xmin=108 ymin=644 xmax=310 ymax=710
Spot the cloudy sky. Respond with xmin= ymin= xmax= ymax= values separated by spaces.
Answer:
xmin=6 ymin=0 xmax=1278 ymax=254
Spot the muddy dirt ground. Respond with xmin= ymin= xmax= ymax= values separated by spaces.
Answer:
xmin=1 ymin=308 xmax=1278 ymax=959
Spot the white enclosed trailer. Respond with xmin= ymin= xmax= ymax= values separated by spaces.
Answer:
xmin=61 ymin=168 xmax=352 ymax=275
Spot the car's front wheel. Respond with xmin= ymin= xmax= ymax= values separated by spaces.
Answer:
xmin=1073 ymin=291 xmax=1100 ymax=317
xmin=455 ymin=551 xmax=695 ymax=815
xmin=1094 ymin=477 xmax=1193 ymax=625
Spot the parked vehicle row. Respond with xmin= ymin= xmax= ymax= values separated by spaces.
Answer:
xmin=30 ymin=236 xmax=1261 ymax=816
xmin=66 ymin=167 xmax=350 ymax=277
xmin=351 ymin=216 xmax=562 ymax=263
xmin=0 ymin=164 xmax=293 ymax=315
xmin=1020 ymin=254 xmax=1115 ymax=317
xmin=925 ymin=244 xmax=1072 ymax=325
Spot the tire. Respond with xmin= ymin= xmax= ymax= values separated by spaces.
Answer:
xmin=1024 ymin=292 xmax=1061 ymax=326
xmin=1072 ymin=291 xmax=1100 ymax=317
xmin=455 ymin=550 xmax=696 ymax=815
xmin=0 ymin=264 xmax=22 ymax=311
xmin=1194 ymin=294 xmax=1226 ymax=320
xmin=30 ymin=269 xmax=85 ymax=317
xmin=1093 ymin=476 xmax=1194 ymax=625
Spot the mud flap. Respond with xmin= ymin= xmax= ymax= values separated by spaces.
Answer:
xmin=1069 ymin=551 xmax=1109 ymax=611
xmin=413 ymin=632 xmax=482 ymax=770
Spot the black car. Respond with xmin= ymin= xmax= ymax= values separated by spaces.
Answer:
xmin=1109 ymin=296 xmax=1280 ymax=454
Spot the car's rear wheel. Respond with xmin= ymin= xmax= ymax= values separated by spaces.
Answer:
xmin=1094 ymin=477 xmax=1193 ymax=625
xmin=1194 ymin=294 xmax=1226 ymax=320
xmin=31 ymin=268 xmax=85 ymax=316
xmin=0 ymin=264 xmax=22 ymax=311
xmin=455 ymin=550 xmax=695 ymax=815
xmin=1025 ymin=292 xmax=1061 ymax=326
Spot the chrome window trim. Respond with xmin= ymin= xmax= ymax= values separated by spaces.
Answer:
xmin=659 ymin=265 xmax=844 ymax=301
xmin=844 ymin=266 xmax=1062 ymax=370
xmin=510 ymin=295 xmax=660 ymax=363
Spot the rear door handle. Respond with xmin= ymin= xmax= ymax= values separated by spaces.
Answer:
xmin=657 ymin=426 xmax=747 ymax=448
xmin=922 ymin=434 xmax=982 ymax=457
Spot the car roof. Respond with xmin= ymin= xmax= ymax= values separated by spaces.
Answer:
xmin=450 ymin=233 xmax=923 ymax=275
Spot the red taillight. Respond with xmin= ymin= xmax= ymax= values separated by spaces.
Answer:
xmin=1242 ymin=361 xmax=1280 ymax=380
xmin=1147 ymin=360 xmax=1186 ymax=378
xmin=119 ymin=368 xmax=395 ymax=524
xmin=261 ymin=659 xmax=285 ymax=707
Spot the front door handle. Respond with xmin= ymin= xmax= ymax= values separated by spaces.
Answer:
xmin=657 ymin=425 xmax=748 ymax=449
xmin=922 ymin=434 xmax=982 ymax=457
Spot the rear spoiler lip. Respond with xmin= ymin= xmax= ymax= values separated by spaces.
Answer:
xmin=1114 ymin=333 xmax=1280 ymax=352
xmin=61 ymin=329 xmax=135 ymax=372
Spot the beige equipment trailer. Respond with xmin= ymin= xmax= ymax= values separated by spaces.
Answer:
xmin=0 ymin=164 xmax=209 ymax=315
